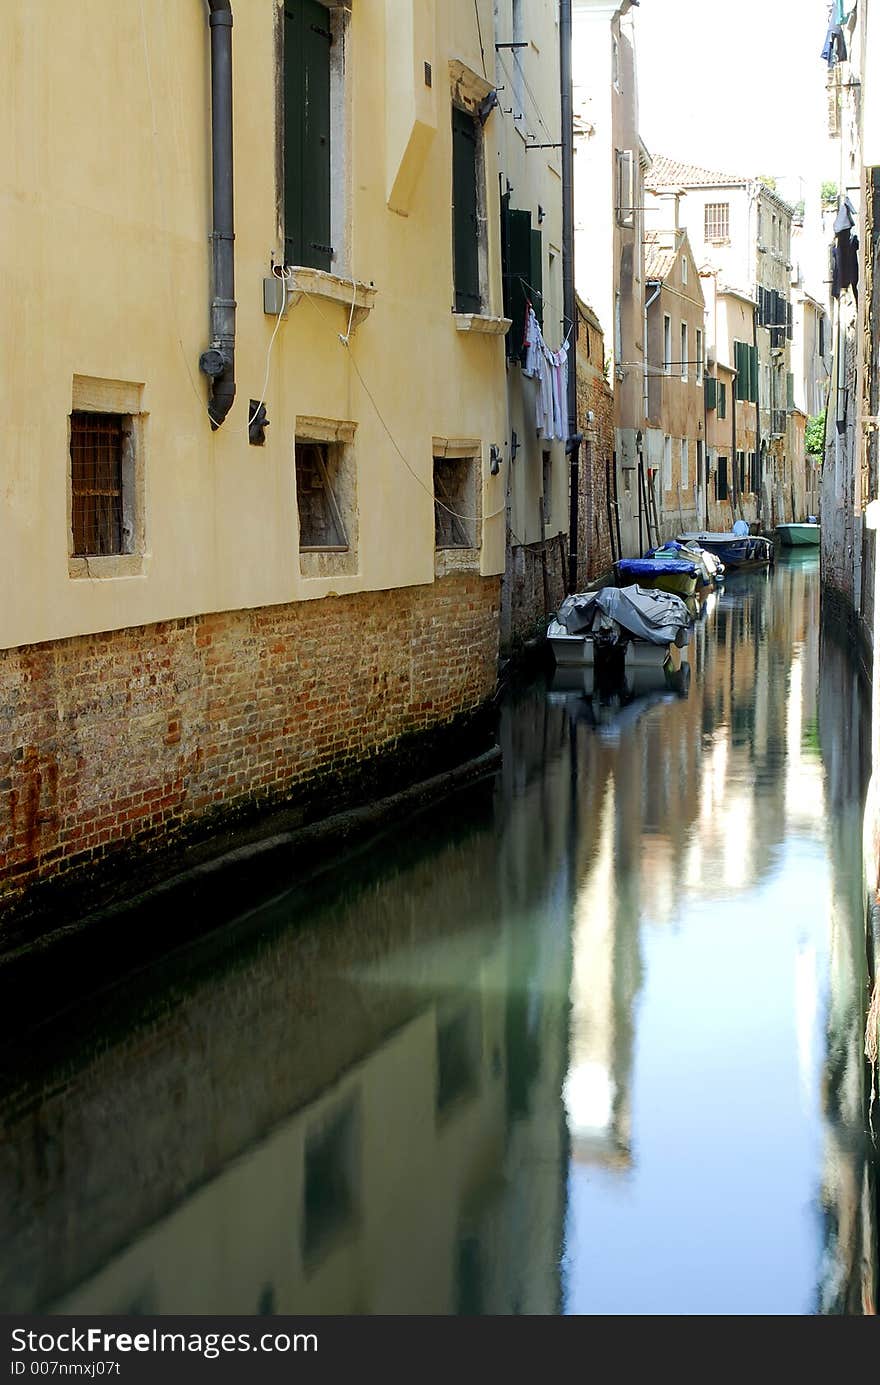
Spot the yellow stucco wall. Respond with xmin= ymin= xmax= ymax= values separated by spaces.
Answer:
xmin=1 ymin=0 xmax=514 ymax=651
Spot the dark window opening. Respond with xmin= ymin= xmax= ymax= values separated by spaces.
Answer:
xmin=284 ymin=0 xmax=333 ymax=271
xmin=434 ymin=455 xmax=476 ymax=548
xmin=718 ymin=381 xmax=727 ymax=419
xmin=302 ymin=1099 xmax=359 ymax=1261
xmin=295 ymin=440 xmax=348 ymax=550
xmin=452 ymin=106 xmax=482 ymax=313
xmin=70 ymin=411 xmax=127 ymax=556
xmin=436 ymin=1001 xmax=482 ymax=1114
xmin=716 ymin=455 xmax=729 ymax=501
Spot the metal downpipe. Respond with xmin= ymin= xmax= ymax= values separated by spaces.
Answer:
xmin=199 ymin=0 xmax=236 ymax=429
xmin=560 ymin=0 xmax=580 ymax=591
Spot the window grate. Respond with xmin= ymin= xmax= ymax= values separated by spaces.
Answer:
xmin=705 ymin=202 xmax=730 ymax=242
xmin=70 ymin=411 xmax=124 ymax=555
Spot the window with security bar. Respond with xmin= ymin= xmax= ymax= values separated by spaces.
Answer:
xmin=70 ymin=411 xmax=131 ymax=556
xmin=704 ymin=202 xmax=730 ymax=243
xmin=295 ymin=440 xmax=349 ymax=550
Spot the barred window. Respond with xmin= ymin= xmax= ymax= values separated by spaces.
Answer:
xmin=704 ymin=202 xmax=730 ymax=242
xmin=70 ymin=411 xmax=127 ymax=556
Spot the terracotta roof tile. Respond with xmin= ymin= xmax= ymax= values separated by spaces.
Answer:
xmin=646 ymin=155 xmax=748 ymax=190
xmin=644 ymin=231 xmax=678 ymax=281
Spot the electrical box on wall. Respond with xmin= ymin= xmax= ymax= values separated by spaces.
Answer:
xmin=263 ymin=275 xmax=288 ymax=316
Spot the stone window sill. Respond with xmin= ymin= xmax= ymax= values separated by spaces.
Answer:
xmin=453 ymin=313 xmax=512 ymax=336
xmin=69 ymin=554 xmax=146 ymax=579
xmin=285 ymin=267 xmax=377 ymax=335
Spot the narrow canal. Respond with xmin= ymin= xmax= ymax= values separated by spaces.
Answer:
xmin=1 ymin=555 xmax=877 ymax=1315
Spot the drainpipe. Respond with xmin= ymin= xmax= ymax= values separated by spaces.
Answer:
xmin=752 ymin=302 xmax=762 ymax=527
xmin=198 ymin=0 xmax=236 ymax=429
xmin=560 ymin=0 xmax=581 ymax=590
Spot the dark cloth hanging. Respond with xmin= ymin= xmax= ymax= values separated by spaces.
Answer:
xmin=831 ymin=233 xmax=859 ymax=302
xmin=821 ymin=22 xmax=847 ymax=66
xmin=831 ymin=196 xmax=859 ymax=302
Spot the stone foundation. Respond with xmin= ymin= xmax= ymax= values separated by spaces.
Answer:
xmin=0 ymin=574 xmax=501 ymax=923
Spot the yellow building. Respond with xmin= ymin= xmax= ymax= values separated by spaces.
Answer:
xmin=0 ymin=1 xmax=565 ymax=919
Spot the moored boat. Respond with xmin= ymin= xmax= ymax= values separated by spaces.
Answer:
xmin=677 ymin=530 xmax=773 ymax=570
xmin=547 ymin=584 xmax=694 ymax=670
xmin=776 ymin=521 xmax=820 ymax=547
xmin=614 ymin=555 xmax=699 ymax=599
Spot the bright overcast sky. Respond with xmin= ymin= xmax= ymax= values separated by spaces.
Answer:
xmin=634 ymin=0 xmax=837 ymax=197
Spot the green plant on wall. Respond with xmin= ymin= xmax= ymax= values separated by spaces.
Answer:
xmin=806 ymin=409 xmax=826 ymax=457
xmin=821 ymin=180 xmax=838 ymax=206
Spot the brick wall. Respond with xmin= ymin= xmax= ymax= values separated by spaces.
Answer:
xmin=0 ymin=574 xmax=500 ymax=918
xmin=576 ymin=300 xmax=616 ymax=583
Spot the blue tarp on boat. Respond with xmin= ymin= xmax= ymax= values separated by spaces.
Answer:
xmin=616 ymin=557 xmax=699 ymax=578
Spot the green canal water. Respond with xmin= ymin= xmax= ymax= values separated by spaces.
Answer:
xmin=1 ymin=553 xmax=877 ymax=1314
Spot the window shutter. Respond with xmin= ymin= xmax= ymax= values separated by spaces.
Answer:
xmin=734 ymin=342 xmax=744 ymax=401
xmin=617 ymin=150 xmax=634 ymax=226
xmin=285 ymin=0 xmax=333 ymax=271
xmin=786 ymin=301 xmax=793 ymax=340
xmin=452 ymin=106 xmax=481 ymax=313
xmin=786 ymin=372 xmax=795 ymax=410
xmin=530 ymin=227 xmax=543 ymax=329
xmin=506 ymin=208 xmax=531 ymax=358
xmin=749 ymin=345 xmax=759 ymax=403
xmin=719 ymin=381 xmax=727 ymax=419
xmin=705 ymin=376 xmax=717 ymax=410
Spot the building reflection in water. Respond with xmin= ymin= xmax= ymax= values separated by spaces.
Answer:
xmin=0 ymin=557 xmax=875 ymax=1315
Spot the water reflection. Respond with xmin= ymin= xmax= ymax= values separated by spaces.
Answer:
xmin=0 ymin=557 xmax=875 ymax=1314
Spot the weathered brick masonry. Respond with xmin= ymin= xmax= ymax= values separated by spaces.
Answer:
xmin=576 ymin=297 xmax=615 ymax=583
xmin=0 ymin=573 xmax=500 ymax=918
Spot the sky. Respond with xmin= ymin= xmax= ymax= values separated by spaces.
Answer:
xmin=633 ymin=0 xmax=837 ymax=199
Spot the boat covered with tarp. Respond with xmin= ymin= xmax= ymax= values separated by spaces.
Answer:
xmin=614 ymin=554 xmax=700 ymax=599
xmin=548 ymin=584 xmax=693 ymax=667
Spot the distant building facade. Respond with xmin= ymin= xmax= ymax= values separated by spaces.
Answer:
xmin=647 ymin=158 xmax=805 ymax=533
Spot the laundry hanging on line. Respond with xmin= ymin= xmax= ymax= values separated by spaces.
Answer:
xmin=522 ymin=304 xmax=570 ymax=442
xmin=831 ymin=195 xmax=859 ymax=302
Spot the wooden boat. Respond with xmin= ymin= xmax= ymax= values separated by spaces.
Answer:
xmin=614 ymin=556 xmax=699 ymax=599
xmin=677 ymin=531 xmax=773 ymax=570
xmin=776 ymin=521 xmax=820 ymax=547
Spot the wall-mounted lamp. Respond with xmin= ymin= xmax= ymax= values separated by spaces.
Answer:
xmin=490 ymin=444 xmax=502 ymax=475
xmin=510 ymin=429 xmax=520 ymax=462
xmin=477 ymin=90 xmax=499 ymax=125
xmin=537 ymin=204 xmax=545 ymax=224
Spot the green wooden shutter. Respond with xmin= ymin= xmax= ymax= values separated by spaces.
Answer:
xmin=452 ymin=107 xmax=481 ymax=313
xmin=749 ymin=345 xmax=759 ymax=403
xmin=734 ymin=343 xmax=744 ymax=401
xmin=530 ymin=227 xmax=543 ymax=329
xmin=719 ymin=381 xmax=727 ymax=419
xmin=705 ymin=376 xmax=717 ymax=410
xmin=507 ymin=208 xmax=531 ymax=358
xmin=284 ymin=0 xmax=332 ymax=271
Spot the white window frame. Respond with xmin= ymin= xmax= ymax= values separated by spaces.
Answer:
xmin=696 ymin=328 xmax=704 ymax=385
xmin=663 ymin=435 xmax=672 ymax=492
xmin=681 ymin=255 xmax=688 ymax=286
xmin=680 ymin=438 xmax=688 ymax=490
xmin=663 ymin=315 xmax=672 ymax=375
xmin=681 ymin=323 xmax=688 ymax=382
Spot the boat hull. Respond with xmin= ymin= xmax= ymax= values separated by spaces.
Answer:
xmin=776 ymin=523 xmax=820 ymax=547
xmin=614 ymin=560 xmax=699 ymax=599
xmin=677 ymin=533 xmax=773 ymax=569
